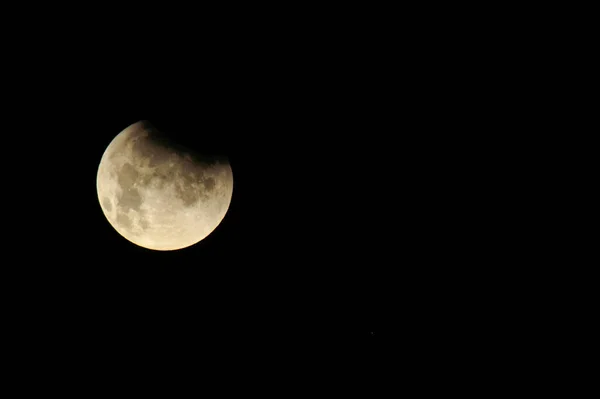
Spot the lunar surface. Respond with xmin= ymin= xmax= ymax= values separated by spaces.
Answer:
xmin=96 ymin=121 xmax=233 ymax=250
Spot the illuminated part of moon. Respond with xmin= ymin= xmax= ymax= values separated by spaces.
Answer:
xmin=96 ymin=120 xmax=233 ymax=251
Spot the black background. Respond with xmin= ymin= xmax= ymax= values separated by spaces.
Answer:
xmin=2 ymin=4 xmax=545 ymax=384
xmin=4 ymin=9 xmax=394 ymax=374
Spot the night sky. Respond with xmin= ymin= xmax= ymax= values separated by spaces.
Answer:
xmin=11 ymin=47 xmax=393 ymax=373
xmin=0 ymin=4 xmax=553 ymax=389
xmin=4 ymin=7 xmax=523 ymax=380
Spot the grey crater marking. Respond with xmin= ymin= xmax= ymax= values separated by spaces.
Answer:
xmin=102 ymin=197 xmax=112 ymax=212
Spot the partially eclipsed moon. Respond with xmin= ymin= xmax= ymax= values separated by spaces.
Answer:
xmin=96 ymin=120 xmax=233 ymax=251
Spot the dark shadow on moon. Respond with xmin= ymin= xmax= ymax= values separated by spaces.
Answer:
xmin=137 ymin=120 xmax=230 ymax=165
xmin=126 ymin=121 xmax=230 ymax=209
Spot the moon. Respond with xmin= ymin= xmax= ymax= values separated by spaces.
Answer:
xmin=96 ymin=120 xmax=233 ymax=251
